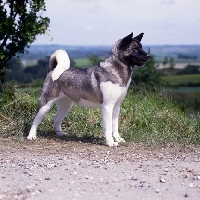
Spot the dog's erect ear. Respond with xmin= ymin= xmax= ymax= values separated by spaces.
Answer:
xmin=119 ymin=32 xmax=133 ymax=49
xmin=134 ymin=33 xmax=144 ymax=42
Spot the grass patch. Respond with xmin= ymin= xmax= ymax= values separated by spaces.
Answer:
xmin=0 ymin=86 xmax=199 ymax=147
xmin=74 ymin=58 xmax=91 ymax=68
xmin=162 ymin=74 xmax=200 ymax=86
xmin=121 ymin=90 xmax=200 ymax=146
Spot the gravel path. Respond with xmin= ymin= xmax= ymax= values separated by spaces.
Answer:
xmin=0 ymin=138 xmax=200 ymax=200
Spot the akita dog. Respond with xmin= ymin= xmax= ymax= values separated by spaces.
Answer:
xmin=27 ymin=32 xmax=150 ymax=147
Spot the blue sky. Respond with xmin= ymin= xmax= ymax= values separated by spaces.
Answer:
xmin=34 ymin=0 xmax=200 ymax=46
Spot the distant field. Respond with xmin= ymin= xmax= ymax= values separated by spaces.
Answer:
xmin=164 ymin=87 xmax=200 ymax=93
xmin=158 ymin=62 xmax=200 ymax=69
xmin=74 ymin=58 xmax=90 ymax=68
xmin=162 ymin=74 xmax=200 ymax=86
xmin=23 ymin=61 xmax=37 ymax=68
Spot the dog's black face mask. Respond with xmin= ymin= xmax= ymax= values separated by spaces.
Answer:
xmin=118 ymin=33 xmax=150 ymax=67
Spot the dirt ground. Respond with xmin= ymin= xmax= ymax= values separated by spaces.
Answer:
xmin=0 ymin=137 xmax=200 ymax=200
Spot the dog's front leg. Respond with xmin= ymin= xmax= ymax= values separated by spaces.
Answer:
xmin=101 ymin=104 xmax=118 ymax=147
xmin=112 ymin=104 xmax=125 ymax=143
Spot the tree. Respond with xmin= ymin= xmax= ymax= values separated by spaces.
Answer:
xmin=177 ymin=64 xmax=200 ymax=75
xmin=23 ymin=58 xmax=49 ymax=82
xmin=169 ymin=58 xmax=175 ymax=69
xmin=162 ymin=56 xmax=168 ymax=68
xmin=0 ymin=0 xmax=50 ymax=91
xmin=6 ymin=57 xmax=24 ymax=82
xmin=88 ymin=54 xmax=103 ymax=66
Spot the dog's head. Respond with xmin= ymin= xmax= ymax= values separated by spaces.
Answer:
xmin=112 ymin=33 xmax=150 ymax=67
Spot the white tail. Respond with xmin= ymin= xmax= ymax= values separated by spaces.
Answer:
xmin=50 ymin=49 xmax=70 ymax=81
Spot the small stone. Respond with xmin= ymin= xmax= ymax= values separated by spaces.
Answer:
xmin=45 ymin=177 xmax=51 ymax=180
xmin=155 ymin=189 xmax=160 ymax=193
xmin=85 ymin=176 xmax=93 ymax=180
xmin=189 ymin=183 xmax=194 ymax=188
xmin=184 ymin=174 xmax=190 ymax=178
xmin=197 ymin=176 xmax=200 ymax=180
xmin=184 ymin=193 xmax=189 ymax=197
xmin=131 ymin=177 xmax=138 ymax=181
xmin=163 ymin=168 xmax=169 ymax=172
xmin=139 ymin=184 xmax=144 ymax=187
xmin=160 ymin=178 xmax=166 ymax=183
xmin=99 ymin=178 xmax=104 ymax=182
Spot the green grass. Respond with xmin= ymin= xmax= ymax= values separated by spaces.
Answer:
xmin=0 ymin=86 xmax=199 ymax=147
xmin=74 ymin=58 xmax=91 ymax=68
xmin=162 ymin=74 xmax=200 ymax=86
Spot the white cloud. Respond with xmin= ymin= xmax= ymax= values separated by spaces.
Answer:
xmin=160 ymin=0 xmax=174 ymax=5
xmin=85 ymin=26 xmax=96 ymax=31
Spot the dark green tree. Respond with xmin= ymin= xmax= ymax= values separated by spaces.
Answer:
xmin=177 ymin=64 xmax=200 ymax=75
xmin=162 ymin=56 xmax=169 ymax=68
xmin=23 ymin=58 xmax=48 ymax=82
xmin=0 ymin=0 xmax=50 ymax=91
xmin=6 ymin=57 xmax=24 ymax=82
xmin=69 ymin=58 xmax=76 ymax=68
xmin=169 ymin=57 xmax=175 ymax=69
xmin=88 ymin=54 xmax=103 ymax=66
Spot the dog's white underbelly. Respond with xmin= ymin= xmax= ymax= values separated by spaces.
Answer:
xmin=77 ymin=99 xmax=101 ymax=108
xmin=57 ymin=92 xmax=101 ymax=108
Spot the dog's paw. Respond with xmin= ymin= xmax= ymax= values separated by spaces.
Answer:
xmin=56 ymin=131 xmax=67 ymax=137
xmin=113 ymin=136 xmax=126 ymax=143
xmin=106 ymin=140 xmax=118 ymax=147
xmin=27 ymin=134 xmax=37 ymax=140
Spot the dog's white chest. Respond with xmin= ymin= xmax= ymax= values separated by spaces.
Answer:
xmin=100 ymin=79 xmax=131 ymax=104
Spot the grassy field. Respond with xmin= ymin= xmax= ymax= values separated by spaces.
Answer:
xmin=162 ymin=74 xmax=200 ymax=86
xmin=0 ymin=85 xmax=199 ymax=147
xmin=74 ymin=58 xmax=91 ymax=68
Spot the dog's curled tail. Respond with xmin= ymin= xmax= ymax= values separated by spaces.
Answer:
xmin=49 ymin=49 xmax=70 ymax=81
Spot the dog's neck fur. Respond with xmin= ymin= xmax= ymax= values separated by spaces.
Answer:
xmin=100 ymin=54 xmax=133 ymax=87
xmin=99 ymin=39 xmax=133 ymax=86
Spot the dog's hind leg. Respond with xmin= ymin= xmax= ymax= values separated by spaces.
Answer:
xmin=112 ymin=103 xmax=125 ymax=143
xmin=54 ymin=99 xmax=73 ymax=136
xmin=27 ymin=97 xmax=57 ymax=140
